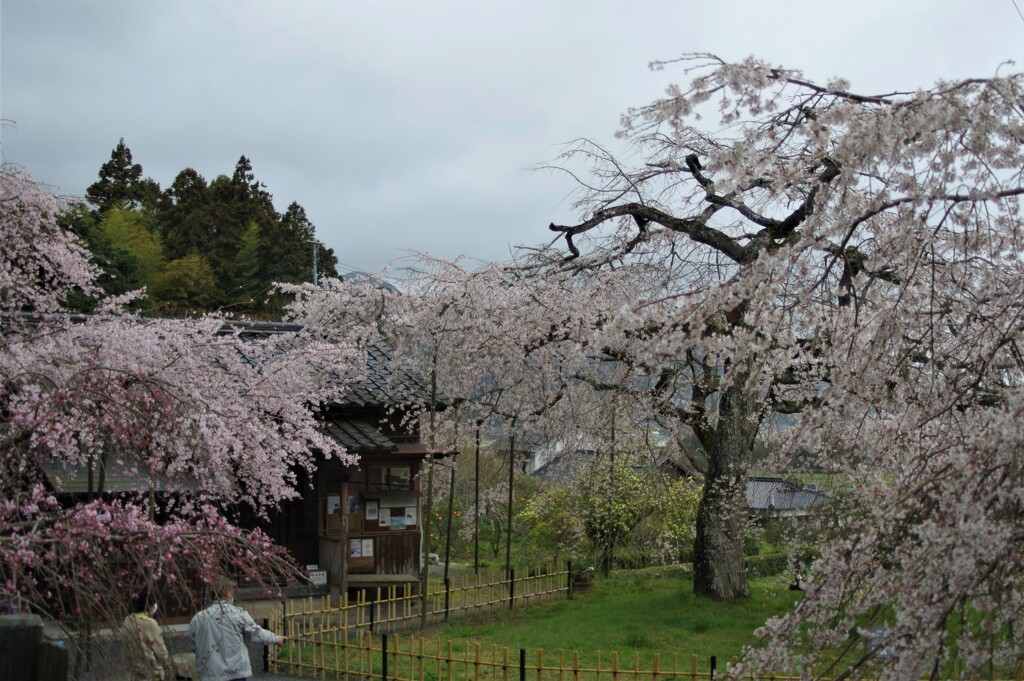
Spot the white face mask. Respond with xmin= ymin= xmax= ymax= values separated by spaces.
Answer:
xmin=150 ymin=603 xmax=158 ymax=616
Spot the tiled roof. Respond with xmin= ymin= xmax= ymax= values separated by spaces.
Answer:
xmin=746 ymin=477 xmax=829 ymax=512
xmin=10 ymin=316 xmax=431 ymax=409
xmin=321 ymin=417 xmax=397 ymax=454
xmin=339 ymin=344 xmax=430 ymax=408
xmin=218 ymin=320 xmax=305 ymax=337
xmin=216 ymin=321 xmax=429 ymax=409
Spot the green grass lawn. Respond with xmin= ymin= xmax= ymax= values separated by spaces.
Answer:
xmin=419 ymin=570 xmax=1020 ymax=680
xmin=427 ymin=569 xmax=803 ymax=664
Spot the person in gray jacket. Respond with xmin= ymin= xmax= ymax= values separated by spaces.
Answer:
xmin=188 ymin=578 xmax=285 ymax=681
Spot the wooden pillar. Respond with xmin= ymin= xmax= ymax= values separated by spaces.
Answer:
xmin=340 ymin=479 xmax=350 ymax=599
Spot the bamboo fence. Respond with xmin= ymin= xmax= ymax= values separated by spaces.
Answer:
xmin=265 ymin=565 xmax=1024 ymax=681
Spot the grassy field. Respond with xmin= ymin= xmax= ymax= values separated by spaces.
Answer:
xmin=424 ymin=568 xmax=803 ymax=664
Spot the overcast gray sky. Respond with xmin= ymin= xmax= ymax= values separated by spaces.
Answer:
xmin=3 ymin=0 xmax=1022 ymax=273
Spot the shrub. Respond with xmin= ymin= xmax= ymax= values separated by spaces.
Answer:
xmin=744 ymin=553 xmax=788 ymax=578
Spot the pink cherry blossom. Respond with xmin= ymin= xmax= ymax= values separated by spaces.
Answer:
xmin=1 ymin=165 xmax=362 ymax=642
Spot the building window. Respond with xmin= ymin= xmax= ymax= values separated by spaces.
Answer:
xmin=367 ymin=465 xmax=412 ymax=490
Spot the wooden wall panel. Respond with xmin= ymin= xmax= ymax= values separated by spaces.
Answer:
xmin=374 ymin=533 xmax=420 ymax=576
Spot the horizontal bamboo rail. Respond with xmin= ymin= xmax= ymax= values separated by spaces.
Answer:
xmin=270 ymin=565 xmax=571 ymax=642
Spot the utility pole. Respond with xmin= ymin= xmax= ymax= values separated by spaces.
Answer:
xmin=309 ymin=240 xmax=320 ymax=287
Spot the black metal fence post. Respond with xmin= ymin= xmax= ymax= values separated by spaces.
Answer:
xmin=262 ymin=618 xmax=270 ymax=672
xmin=509 ymin=568 xmax=516 ymax=609
xmin=519 ymin=648 xmax=526 ymax=681
xmin=710 ymin=655 xmax=717 ymax=681
xmin=369 ymin=600 xmax=375 ymax=634
xmin=444 ymin=578 xmax=450 ymax=622
xmin=567 ymin=560 xmax=573 ymax=600
xmin=382 ymin=634 xmax=389 ymax=681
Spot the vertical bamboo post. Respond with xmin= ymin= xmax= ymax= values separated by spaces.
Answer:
xmin=611 ymin=651 xmax=619 ymax=681
xmin=360 ymin=630 xmax=367 ymax=680
xmin=572 ymin=650 xmax=580 ymax=681
xmin=399 ymin=635 xmax=405 ymax=681
xmin=652 ymin=653 xmax=659 ymax=681
xmin=357 ymin=629 xmax=362 ymax=680
xmin=286 ymin=602 xmax=295 ymax=669
xmin=358 ymin=590 xmax=365 ymax=629
xmin=689 ymin=655 xmax=697 ymax=681
xmin=436 ymin=638 xmax=442 ymax=681
xmin=448 ymin=640 xmax=455 ymax=681
xmin=536 ymin=648 xmax=544 ymax=681
xmin=333 ymin=625 xmax=341 ymax=676
xmin=343 ymin=625 xmax=350 ymax=677
xmin=475 ymin=642 xmax=481 ymax=681
xmin=319 ymin=620 xmax=326 ymax=676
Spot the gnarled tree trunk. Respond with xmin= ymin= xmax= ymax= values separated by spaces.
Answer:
xmin=693 ymin=368 xmax=757 ymax=600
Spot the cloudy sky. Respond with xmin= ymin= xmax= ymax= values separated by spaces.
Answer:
xmin=3 ymin=1 xmax=1022 ymax=274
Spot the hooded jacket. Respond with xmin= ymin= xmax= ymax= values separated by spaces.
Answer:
xmin=188 ymin=600 xmax=278 ymax=681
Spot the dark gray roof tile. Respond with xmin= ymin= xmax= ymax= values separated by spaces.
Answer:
xmin=322 ymin=417 xmax=397 ymax=454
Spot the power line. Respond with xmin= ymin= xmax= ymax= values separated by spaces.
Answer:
xmin=1012 ymin=0 xmax=1024 ymax=24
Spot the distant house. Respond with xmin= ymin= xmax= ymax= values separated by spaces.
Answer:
xmin=655 ymin=456 xmax=696 ymax=480
xmin=745 ymin=476 xmax=829 ymax=520
xmin=528 ymin=449 xmax=828 ymax=522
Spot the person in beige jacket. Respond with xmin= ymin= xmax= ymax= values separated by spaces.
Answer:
xmin=122 ymin=587 xmax=173 ymax=681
